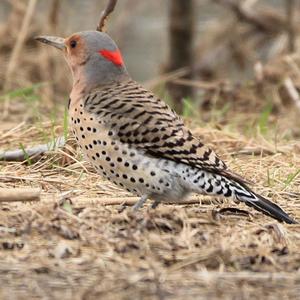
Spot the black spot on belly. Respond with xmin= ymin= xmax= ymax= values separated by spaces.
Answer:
xmin=206 ymin=184 xmax=213 ymax=193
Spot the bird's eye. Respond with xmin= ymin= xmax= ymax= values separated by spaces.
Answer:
xmin=70 ymin=40 xmax=77 ymax=48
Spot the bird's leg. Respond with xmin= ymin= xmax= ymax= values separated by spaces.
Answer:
xmin=132 ymin=194 xmax=148 ymax=211
xmin=151 ymin=199 xmax=160 ymax=209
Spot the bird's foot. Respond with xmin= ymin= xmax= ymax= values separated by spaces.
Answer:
xmin=132 ymin=195 xmax=148 ymax=211
xmin=151 ymin=200 xmax=160 ymax=209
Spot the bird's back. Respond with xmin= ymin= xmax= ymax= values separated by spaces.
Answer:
xmin=84 ymin=79 xmax=227 ymax=170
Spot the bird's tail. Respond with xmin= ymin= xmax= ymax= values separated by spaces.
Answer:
xmin=222 ymin=173 xmax=297 ymax=224
xmin=186 ymin=169 xmax=297 ymax=224
xmin=233 ymin=186 xmax=297 ymax=224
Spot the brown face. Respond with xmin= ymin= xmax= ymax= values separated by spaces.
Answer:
xmin=64 ymin=35 xmax=89 ymax=70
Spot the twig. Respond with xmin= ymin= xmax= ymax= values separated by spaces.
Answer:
xmin=49 ymin=0 xmax=60 ymax=31
xmin=286 ymin=0 xmax=296 ymax=52
xmin=144 ymin=67 xmax=189 ymax=89
xmin=56 ymin=207 xmax=98 ymax=230
xmin=0 ymin=188 xmax=40 ymax=202
xmin=185 ymin=271 xmax=300 ymax=282
xmin=283 ymin=77 xmax=300 ymax=112
xmin=96 ymin=0 xmax=118 ymax=32
xmin=3 ymin=0 xmax=38 ymax=90
xmin=284 ymin=55 xmax=300 ymax=77
xmin=71 ymin=196 xmax=217 ymax=206
xmin=214 ymin=0 xmax=285 ymax=34
xmin=0 ymin=136 xmax=65 ymax=162
xmin=171 ymin=79 xmax=222 ymax=90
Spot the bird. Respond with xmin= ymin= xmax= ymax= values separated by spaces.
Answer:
xmin=36 ymin=31 xmax=297 ymax=224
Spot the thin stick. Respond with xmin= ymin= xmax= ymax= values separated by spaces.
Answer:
xmin=144 ymin=67 xmax=189 ymax=89
xmin=96 ymin=0 xmax=118 ymax=32
xmin=171 ymin=78 xmax=221 ymax=90
xmin=177 ymin=271 xmax=300 ymax=282
xmin=0 ymin=136 xmax=65 ymax=161
xmin=72 ymin=196 xmax=217 ymax=206
xmin=283 ymin=77 xmax=300 ymax=112
xmin=3 ymin=0 xmax=38 ymax=90
xmin=213 ymin=0 xmax=284 ymax=34
xmin=0 ymin=188 xmax=40 ymax=202
xmin=286 ymin=0 xmax=296 ymax=52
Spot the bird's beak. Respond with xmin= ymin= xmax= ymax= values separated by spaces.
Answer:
xmin=35 ymin=35 xmax=65 ymax=50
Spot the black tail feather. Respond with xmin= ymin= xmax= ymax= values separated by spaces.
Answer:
xmin=236 ymin=189 xmax=297 ymax=224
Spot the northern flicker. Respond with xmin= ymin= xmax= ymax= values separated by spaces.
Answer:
xmin=36 ymin=31 xmax=297 ymax=224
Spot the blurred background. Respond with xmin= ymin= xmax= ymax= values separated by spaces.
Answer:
xmin=1 ymin=0 xmax=300 ymax=139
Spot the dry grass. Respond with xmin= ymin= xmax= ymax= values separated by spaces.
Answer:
xmin=0 ymin=118 xmax=299 ymax=299
xmin=0 ymin=1 xmax=300 ymax=299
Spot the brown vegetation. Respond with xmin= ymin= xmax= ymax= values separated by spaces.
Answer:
xmin=0 ymin=0 xmax=299 ymax=299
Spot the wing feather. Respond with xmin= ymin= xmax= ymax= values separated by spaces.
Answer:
xmin=84 ymin=80 xmax=227 ymax=172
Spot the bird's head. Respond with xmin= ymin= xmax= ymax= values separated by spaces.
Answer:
xmin=36 ymin=31 xmax=128 ymax=89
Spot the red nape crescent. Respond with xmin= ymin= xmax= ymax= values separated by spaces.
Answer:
xmin=99 ymin=49 xmax=124 ymax=66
